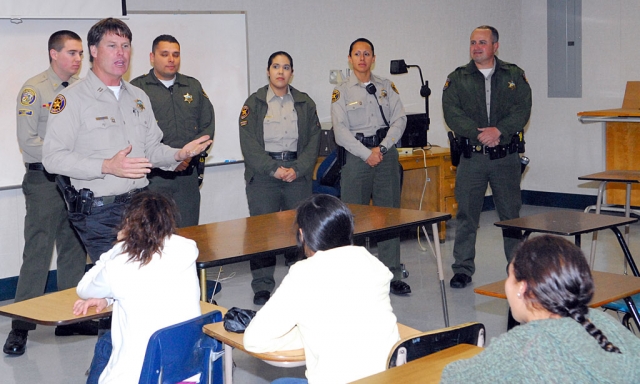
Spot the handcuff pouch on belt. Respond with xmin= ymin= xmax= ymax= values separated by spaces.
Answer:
xmin=196 ymin=152 xmax=207 ymax=186
xmin=55 ymin=175 xmax=93 ymax=215
xmin=448 ymin=131 xmax=461 ymax=167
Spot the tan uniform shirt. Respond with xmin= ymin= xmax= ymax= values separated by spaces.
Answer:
xmin=331 ymin=74 xmax=406 ymax=161
xmin=263 ymin=86 xmax=298 ymax=152
xmin=43 ymin=70 xmax=179 ymax=197
xmin=16 ymin=67 xmax=79 ymax=163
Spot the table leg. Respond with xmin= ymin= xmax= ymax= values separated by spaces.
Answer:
xmin=624 ymin=183 xmax=632 ymax=274
xmin=431 ymin=222 xmax=449 ymax=327
xmin=588 ymin=181 xmax=607 ymax=268
xmin=199 ymin=268 xmax=207 ymax=302
xmin=609 ymin=227 xmax=640 ymax=277
xmin=574 ymin=234 xmax=581 ymax=248
xmin=223 ymin=343 xmax=233 ymax=384
xmin=523 ymin=230 xmax=532 ymax=241
xmin=623 ymin=296 xmax=640 ymax=330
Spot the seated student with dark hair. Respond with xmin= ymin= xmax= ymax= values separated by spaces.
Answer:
xmin=244 ymin=194 xmax=399 ymax=384
xmin=72 ymin=191 xmax=201 ymax=383
xmin=442 ymin=235 xmax=640 ymax=383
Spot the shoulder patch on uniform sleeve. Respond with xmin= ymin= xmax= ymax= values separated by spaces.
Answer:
xmin=332 ymin=89 xmax=340 ymax=103
xmin=18 ymin=109 xmax=33 ymax=116
xmin=49 ymin=95 xmax=66 ymax=114
xmin=390 ymin=82 xmax=399 ymax=94
xmin=443 ymin=78 xmax=451 ymax=91
xmin=202 ymin=89 xmax=209 ymax=99
xmin=522 ymin=72 xmax=529 ymax=84
xmin=240 ymin=105 xmax=249 ymax=120
xmin=20 ymin=88 xmax=37 ymax=106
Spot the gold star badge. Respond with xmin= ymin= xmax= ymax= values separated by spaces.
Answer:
xmin=508 ymin=81 xmax=516 ymax=90
xmin=240 ymin=105 xmax=249 ymax=120
xmin=49 ymin=95 xmax=66 ymax=114
xmin=184 ymin=93 xmax=193 ymax=103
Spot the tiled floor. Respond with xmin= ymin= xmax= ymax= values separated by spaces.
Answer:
xmin=1 ymin=205 xmax=637 ymax=383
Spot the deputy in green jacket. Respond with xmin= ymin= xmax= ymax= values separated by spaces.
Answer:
xmin=442 ymin=25 xmax=532 ymax=289
xmin=131 ymin=34 xmax=215 ymax=227
xmin=239 ymin=51 xmax=321 ymax=305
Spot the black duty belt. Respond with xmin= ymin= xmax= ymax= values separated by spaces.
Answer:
xmin=26 ymin=162 xmax=46 ymax=171
xmin=470 ymin=144 xmax=498 ymax=154
xmin=92 ymin=187 xmax=148 ymax=207
xmin=268 ymin=151 xmax=297 ymax=161
xmin=355 ymin=134 xmax=380 ymax=148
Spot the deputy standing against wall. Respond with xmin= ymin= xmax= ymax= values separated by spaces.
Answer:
xmin=239 ymin=51 xmax=321 ymax=306
xmin=131 ymin=34 xmax=215 ymax=227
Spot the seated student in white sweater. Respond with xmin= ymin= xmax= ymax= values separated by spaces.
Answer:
xmin=244 ymin=194 xmax=400 ymax=384
xmin=72 ymin=191 xmax=201 ymax=384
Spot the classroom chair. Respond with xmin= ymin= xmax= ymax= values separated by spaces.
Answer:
xmin=387 ymin=322 xmax=485 ymax=368
xmin=138 ymin=310 xmax=224 ymax=384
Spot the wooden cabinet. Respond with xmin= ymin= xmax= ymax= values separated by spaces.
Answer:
xmin=398 ymin=146 xmax=457 ymax=243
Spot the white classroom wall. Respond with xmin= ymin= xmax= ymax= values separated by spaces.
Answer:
xmin=2 ymin=0 xmax=639 ymax=279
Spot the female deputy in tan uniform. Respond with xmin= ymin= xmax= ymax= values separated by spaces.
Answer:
xmin=239 ymin=51 xmax=321 ymax=305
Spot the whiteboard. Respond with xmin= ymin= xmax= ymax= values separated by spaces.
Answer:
xmin=0 ymin=12 xmax=248 ymax=189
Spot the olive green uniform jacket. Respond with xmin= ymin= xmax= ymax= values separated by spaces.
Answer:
xmin=442 ymin=57 xmax=531 ymax=145
xmin=239 ymin=85 xmax=321 ymax=183
xmin=130 ymin=70 xmax=215 ymax=148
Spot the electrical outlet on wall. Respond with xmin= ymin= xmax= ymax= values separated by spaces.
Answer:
xmin=329 ymin=70 xmax=344 ymax=84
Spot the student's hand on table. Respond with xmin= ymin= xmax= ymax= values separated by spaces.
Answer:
xmin=73 ymin=298 xmax=109 ymax=316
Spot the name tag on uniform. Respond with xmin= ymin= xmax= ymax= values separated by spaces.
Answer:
xmin=95 ymin=116 xmax=108 ymax=120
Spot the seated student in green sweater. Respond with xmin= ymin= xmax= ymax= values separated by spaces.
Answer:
xmin=442 ymin=235 xmax=640 ymax=383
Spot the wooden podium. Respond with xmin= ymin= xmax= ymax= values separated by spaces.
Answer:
xmin=578 ymin=81 xmax=640 ymax=206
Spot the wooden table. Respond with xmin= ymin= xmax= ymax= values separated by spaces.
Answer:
xmin=0 ymin=287 xmax=225 ymax=325
xmin=179 ymin=204 xmax=453 ymax=326
xmin=203 ymin=321 xmax=421 ymax=384
xmin=578 ymin=81 xmax=640 ymax=206
xmin=350 ymin=343 xmax=482 ymax=384
xmin=494 ymin=210 xmax=639 ymax=276
xmin=475 ymin=270 xmax=640 ymax=328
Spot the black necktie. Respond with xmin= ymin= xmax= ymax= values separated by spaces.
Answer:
xmin=61 ymin=81 xmax=69 ymax=88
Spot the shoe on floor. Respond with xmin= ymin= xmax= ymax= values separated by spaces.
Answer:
xmin=390 ymin=280 xmax=411 ymax=295
xmin=253 ymin=290 xmax=271 ymax=305
xmin=450 ymin=273 xmax=472 ymax=288
xmin=55 ymin=320 xmax=99 ymax=336
xmin=3 ymin=329 xmax=28 ymax=356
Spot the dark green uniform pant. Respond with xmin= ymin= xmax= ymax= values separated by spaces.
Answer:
xmin=148 ymin=169 xmax=201 ymax=228
xmin=340 ymin=149 xmax=403 ymax=280
xmin=246 ymin=166 xmax=312 ymax=293
xmin=13 ymin=169 xmax=87 ymax=331
xmin=452 ymin=152 xmax=522 ymax=276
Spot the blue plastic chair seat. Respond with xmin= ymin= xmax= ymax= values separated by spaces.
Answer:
xmin=602 ymin=293 xmax=640 ymax=313
xmin=138 ymin=310 xmax=224 ymax=384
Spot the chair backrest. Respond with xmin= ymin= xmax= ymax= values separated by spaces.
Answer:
xmin=387 ymin=322 xmax=485 ymax=368
xmin=138 ymin=310 xmax=224 ymax=384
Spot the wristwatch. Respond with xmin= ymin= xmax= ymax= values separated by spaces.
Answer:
xmin=379 ymin=145 xmax=388 ymax=155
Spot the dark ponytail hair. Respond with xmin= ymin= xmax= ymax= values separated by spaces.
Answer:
xmin=295 ymin=194 xmax=353 ymax=254
xmin=512 ymin=235 xmax=620 ymax=353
